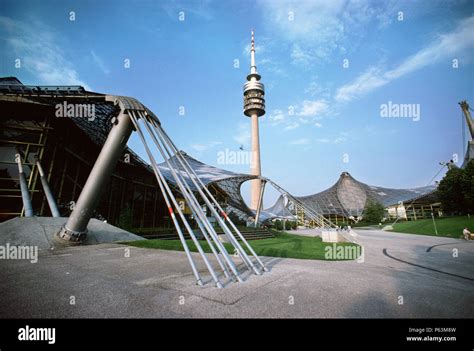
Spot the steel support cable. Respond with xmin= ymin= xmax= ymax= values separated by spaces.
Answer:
xmin=150 ymin=125 xmax=251 ymax=276
xmin=133 ymin=113 xmax=237 ymax=285
xmin=135 ymin=112 xmax=233 ymax=280
xmin=264 ymin=178 xmax=335 ymax=228
xmin=165 ymin=168 xmax=233 ymax=280
xmin=138 ymin=113 xmax=245 ymax=281
xmin=128 ymin=111 xmax=205 ymax=286
xmin=143 ymin=118 xmax=253 ymax=275
xmin=155 ymin=122 xmax=267 ymax=273
xmin=175 ymin=184 xmax=233 ymax=280
xmin=264 ymin=178 xmax=328 ymax=226
xmin=136 ymin=114 xmax=235 ymax=279
xmin=150 ymin=121 xmax=256 ymax=268
xmin=296 ymin=201 xmax=332 ymax=228
xmin=296 ymin=199 xmax=334 ymax=228
xmin=150 ymin=153 xmax=234 ymax=280
xmin=129 ymin=112 xmax=222 ymax=288
xmin=131 ymin=111 xmax=224 ymax=287
xmin=290 ymin=197 xmax=334 ymax=228
xmin=280 ymin=192 xmax=323 ymax=226
xmin=136 ymin=116 xmax=233 ymax=279
xmin=152 ymin=122 xmax=257 ymax=271
xmin=135 ymin=114 xmax=233 ymax=279
xmin=152 ymin=122 xmax=267 ymax=273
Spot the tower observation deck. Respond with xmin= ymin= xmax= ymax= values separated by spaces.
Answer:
xmin=243 ymin=31 xmax=265 ymax=117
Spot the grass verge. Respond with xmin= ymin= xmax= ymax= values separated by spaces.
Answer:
xmin=121 ymin=231 xmax=361 ymax=261
xmin=390 ymin=216 xmax=474 ymax=238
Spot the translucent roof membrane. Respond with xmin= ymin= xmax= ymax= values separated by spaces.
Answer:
xmin=295 ymin=172 xmax=436 ymax=217
xmin=0 ymin=78 xmax=438 ymax=222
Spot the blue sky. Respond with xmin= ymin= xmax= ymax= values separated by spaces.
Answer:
xmin=1 ymin=0 xmax=473 ymax=207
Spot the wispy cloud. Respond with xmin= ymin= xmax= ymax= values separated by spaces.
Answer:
xmin=335 ymin=16 xmax=474 ymax=102
xmin=297 ymin=99 xmax=329 ymax=117
xmin=161 ymin=0 xmax=214 ymax=21
xmin=91 ymin=50 xmax=110 ymax=75
xmin=316 ymin=137 xmax=346 ymax=144
xmin=304 ymin=80 xmax=331 ymax=99
xmin=267 ymin=109 xmax=285 ymax=126
xmin=265 ymin=99 xmax=329 ymax=131
xmin=284 ymin=122 xmax=299 ymax=131
xmin=0 ymin=16 xmax=90 ymax=89
xmin=316 ymin=131 xmax=349 ymax=144
xmin=233 ymin=122 xmax=251 ymax=146
xmin=335 ymin=66 xmax=387 ymax=102
xmin=190 ymin=141 xmax=222 ymax=153
xmin=291 ymin=43 xmax=314 ymax=67
xmin=289 ymin=138 xmax=310 ymax=145
xmin=258 ymin=0 xmax=396 ymax=66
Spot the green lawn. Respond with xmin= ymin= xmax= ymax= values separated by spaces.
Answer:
xmin=390 ymin=216 xmax=474 ymax=238
xmin=122 ymin=231 xmax=361 ymax=261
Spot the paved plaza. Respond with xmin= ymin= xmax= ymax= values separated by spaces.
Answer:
xmin=1 ymin=229 xmax=473 ymax=318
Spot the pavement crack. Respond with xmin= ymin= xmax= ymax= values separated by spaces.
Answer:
xmin=383 ymin=248 xmax=474 ymax=282
xmin=426 ymin=240 xmax=473 ymax=252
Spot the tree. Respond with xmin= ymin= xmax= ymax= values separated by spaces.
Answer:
xmin=461 ymin=160 xmax=474 ymax=213
xmin=273 ymin=219 xmax=283 ymax=230
xmin=363 ymin=200 xmax=385 ymax=223
xmin=287 ymin=220 xmax=297 ymax=230
xmin=437 ymin=160 xmax=473 ymax=215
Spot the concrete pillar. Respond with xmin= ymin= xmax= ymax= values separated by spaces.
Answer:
xmin=36 ymin=158 xmax=60 ymax=217
xmin=56 ymin=111 xmax=134 ymax=242
xmin=16 ymin=154 xmax=33 ymax=217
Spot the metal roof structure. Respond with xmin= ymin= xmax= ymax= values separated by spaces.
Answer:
xmin=258 ymin=194 xmax=294 ymax=221
xmin=156 ymin=152 xmax=254 ymax=189
xmin=1 ymin=77 xmax=439 ymax=223
xmin=155 ymin=152 xmax=261 ymax=219
xmin=295 ymin=172 xmax=437 ymax=218
xmin=0 ymin=77 xmax=152 ymax=171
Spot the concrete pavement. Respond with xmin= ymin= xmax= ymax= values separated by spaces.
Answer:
xmin=0 ymin=229 xmax=473 ymax=318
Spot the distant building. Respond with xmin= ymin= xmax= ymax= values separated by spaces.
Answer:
xmin=294 ymin=172 xmax=439 ymax=224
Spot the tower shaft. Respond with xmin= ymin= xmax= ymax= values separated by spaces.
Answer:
xmin=243 ymin=30 xmax=265 ymax=211
xmin=250 ymin=113 xmax=262 ymax=209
